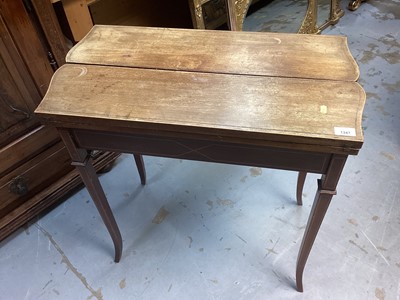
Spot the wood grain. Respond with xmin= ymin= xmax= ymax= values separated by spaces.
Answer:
xmin=0 ymin=150 xmax=119 ymax=241
xmin=62 ymin=0 xmax=93 ymax=41
xmin=0 ymin=0 xmax=54 ymax=96
xmin=36 ymin=26 xmax=365 ymax=154
xmin=67 ymin=25 xmax=360 ymax=81
xmin=0 ymin=126 xmax=59 ymax=177
xmin=31 ymin=0 xmax=70 ymax=66
xmin=36 ymin=63 xmax=365 ymax=153
xmin=34 ymin=26 xmax=366 ymax=280
xmin=0 ymin=142 xmax=68 ymax=216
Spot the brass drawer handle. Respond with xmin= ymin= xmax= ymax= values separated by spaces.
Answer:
xmin=9 ymin=176 xmax=28 ymax=196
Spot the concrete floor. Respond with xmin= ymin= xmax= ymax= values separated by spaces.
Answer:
xmin=1 ymin=0 xmax=399 ymax=299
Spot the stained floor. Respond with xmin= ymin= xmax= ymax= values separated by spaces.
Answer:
xmin=1 ymin=0 xmax=399 ymax=299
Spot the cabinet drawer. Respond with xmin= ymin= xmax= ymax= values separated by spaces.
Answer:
xmin=0 ymin=141 xmax=74 ymax=218
xmin=0 ymin=125 xmax=60 ymax=177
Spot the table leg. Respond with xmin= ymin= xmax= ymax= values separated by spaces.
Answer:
xmin=295 ymin=154 xmax=347 ymax=292
xmin=58 ymin=129 xmax=123 ymax=262
xmin=296 ymin=171 xmax=307 ymax=206
xmin=133 ymin=154 xmax=146 ymax=185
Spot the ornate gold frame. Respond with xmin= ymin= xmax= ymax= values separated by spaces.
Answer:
xmin=189 ymin=0 xmax=344 ymax=34
xmin=316 ymin=0 xmax=344 ymax=33
xmin=348 ymin=0 xmax=367 ymax=11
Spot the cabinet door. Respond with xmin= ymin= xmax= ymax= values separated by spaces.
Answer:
xmin=0 ymin=0 xmax=54 ymax=97
xmin=0 ymin=14 xmax=41 ymax=148
xmin=0 ymin=12 xmax=67 ymax=216
xmin=0 ymin=55 xmax=33 ymax=143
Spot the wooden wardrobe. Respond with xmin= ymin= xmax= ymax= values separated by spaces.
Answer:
xmin=0 ymin=0 xmax=118 ymax=241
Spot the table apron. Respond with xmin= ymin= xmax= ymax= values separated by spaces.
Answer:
xmin=72 ymin=129 xmax=332 ymax=174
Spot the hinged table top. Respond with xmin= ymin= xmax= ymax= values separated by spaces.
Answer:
xmin=35 ymin=25 xmax=365 ymax=155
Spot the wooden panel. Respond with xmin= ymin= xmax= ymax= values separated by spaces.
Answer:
xmin=0 ymin=0 xmax=54 ymax=96
xmin=0 ymin=142 xmax=73 ymax=218
xmin=0 ymin=16 xmax=41 ymax=111
xmin=31 ymin=0 xmax=70 ymax=67
xmin=89 ymin=0 xmax=192 ymax=28
xmin=0 ymin=16 xmax=41 ymax=147
xmin=0 ymin=151 xmax=120 ymax=241
xmin=74 ymin=129 xmax=332 ymax=173
xmin=62 ymin=0 xmax=93 ymax=41
xmin=67 ymin=25 xmax=360 ymax=81
xmin=89 ymin=0 xmax=140 ymax=25
xmin=0 ymin=53 xmax=31 ymax=134
xmin=35 ymin=64 xmax=365 ymax=153
xmin=0 ymin=126 xmax=59 ymax=177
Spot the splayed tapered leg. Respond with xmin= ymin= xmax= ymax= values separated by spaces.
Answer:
xmin=295 ymin=154 xmax=347 ymax=292
xmin=59 ymin=129 xmax=123 ymax=262
xmin=75 ymin=160 xmax=123 ymax=262
xmin=296 ymin=172 xmax=307 ymax=205
xmin=133 ymin=154 xmax=146 ymax=185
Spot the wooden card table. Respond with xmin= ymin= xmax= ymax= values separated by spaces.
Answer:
xmin=35 ymin=25 xmax=365 ymax=292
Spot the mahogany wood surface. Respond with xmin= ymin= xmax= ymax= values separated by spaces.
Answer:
xmin=67 ymin=25 xmax=359 ymax=81
xmin=38 ymin=26 xmax=365 ymax=155
xmin=35 ymin=25 xmax=365 ymax=292
xmin=37 ymin=63 xmax=364 ymax=154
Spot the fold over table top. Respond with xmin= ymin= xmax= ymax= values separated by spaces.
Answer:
xmin=35 ymin=25 xmax=365 ymax=155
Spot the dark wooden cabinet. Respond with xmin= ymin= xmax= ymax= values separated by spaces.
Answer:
xmin=0 ymin=0 xmax=118 ymax=241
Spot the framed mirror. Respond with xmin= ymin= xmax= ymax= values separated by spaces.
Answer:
xmin=189 ymin=0 xmax=345 ymax=34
